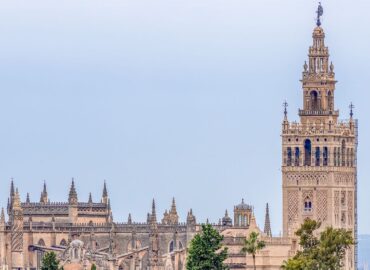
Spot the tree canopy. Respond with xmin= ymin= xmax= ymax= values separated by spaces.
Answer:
xmin=41 ymin=251 xmax=60 ymax=270
xmin=282 ymin=219 xmax=354 ymax=270
xmin=186 ymin=224 xmax=228 ymax=270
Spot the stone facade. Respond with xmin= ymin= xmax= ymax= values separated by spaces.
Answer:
xmin=281 ymin=23 xmax=358 ymax=270
xmin=0 ymin=7 xmax=358 ymax=270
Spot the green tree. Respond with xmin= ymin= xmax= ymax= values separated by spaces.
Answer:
xmin=41 ymin=251 xmax=60 ymax=270
xmin=241 ymin=232 xmax=266 ymax=270
xmin=186 ymin=224 xmax=228 ymax=270
xmin=91 ymin=264 xmax=97 ymax=270
xmin=282 ymin=219 xmax=354 ymax=270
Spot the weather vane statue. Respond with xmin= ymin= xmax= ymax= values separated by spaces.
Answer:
xmin=316 ymin=2 xmax=324 ymax=26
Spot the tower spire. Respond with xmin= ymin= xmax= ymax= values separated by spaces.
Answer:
xmin=102 ymin=181 xmax=109 ymax=204
xmin=151 ymin=199 xmax=157 ymax=225
xmin=40 ymin=181 xmax=48 ymax=203
xmin=264 ymin=203 xmax=272 ymax=237
xmin=10 ymin=179 xmax=15 ymax=197
xmin=68 ymin=178 xmax=78 ymax=204
xmin=170 ymin=197 xmax=177 ymax=214
xmin=88 ymin=192 xmax=93 ymax=204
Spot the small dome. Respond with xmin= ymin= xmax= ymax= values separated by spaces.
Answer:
xmin=235 ymin=199 xmax=252 ymax=210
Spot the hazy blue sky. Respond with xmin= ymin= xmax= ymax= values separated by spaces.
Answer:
xmin=0 ymin=0 xmax=369 ymax=234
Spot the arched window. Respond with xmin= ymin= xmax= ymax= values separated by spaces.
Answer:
xmin=347 ymin=148 xmax=350 ymax=167
xmin=323 ymin=147 xmax=328 ymax=166
xmin=304 ymin=197 xmax=312 ymax=212
xmin=304 ymin=139 xmax=312 ymax=166
xmin=327 ymin=91 xmax=333 ymax=110
xmin=169 ymin=240 xmax=174 ymax=253
xmin=341 ymin=140 xmax=346 ymax=166
xmin=295 ymin=147 xmax=300 ymax=166
xmin=310 ymin=91 xmax=319 ymax=110
xmin=336 ymin=147 xmax=341 ymax=166
xmin=60 ymin=239 xmax=67 ymax=246
xmin=287 ymin=147 xmax=292 ymax=166
xmin=38 ymin=239 xmax=45 ymax=246
xmin=315 ymin=147 xmax=320 ymax=166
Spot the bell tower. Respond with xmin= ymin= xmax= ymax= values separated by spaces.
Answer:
xmin=282 ymin=4 xmax=357 ymax=269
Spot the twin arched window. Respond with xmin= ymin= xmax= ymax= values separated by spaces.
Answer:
xmin=304 ymin=197 xmax=312 ymax=212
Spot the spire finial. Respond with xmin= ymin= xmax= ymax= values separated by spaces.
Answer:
xmin=128 ymin=213 xmax=132 ymax=224
xmin=349 ymin=102 xmax=355 ymax=118
xmin=26 ymin=193 xmax=30 ymax=203
xmin=283 ymin=100 xmax=288 ymax=119
xmin=88 ymin=192 xmax=93 ymax=204
xmin=316 ymin=2 xmax=324 ymax=26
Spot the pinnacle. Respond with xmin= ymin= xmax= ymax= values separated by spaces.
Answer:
xmin=264 ymin=203 xmax=272 ymax=237
xmin=68 ymin=178 xmax=78 ymax=203
xmin=103 ymin=180 xmax=108 ymax=198
xmin=0 ymin=208 xmax=5 ymax=222
xmin=10 ymin=179 xmax=15 ymax=197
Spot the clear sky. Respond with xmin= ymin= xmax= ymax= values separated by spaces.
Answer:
xmin=0 ymin=0 xmax=369 ymax=234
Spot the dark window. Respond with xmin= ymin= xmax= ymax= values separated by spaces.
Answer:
xmin=295 ymin=147 xmax=300 ymax=166
xmin=304 ymin=139 xmax=312 ymax=166
xmin=310 ymin=91 xmax=319 ymax=110
xmin=169 ymin=241 xmax=174 ymax=253
xmin=327 ymin=91 xmax=333 ymax=110
xmin=287 ymin=147 xmax=292 ymax=166
xmin=60 ymin=239 xmax=67 ymax=246
xmin=315 ymin=147 xmax=320 ymax=166
xmin=323 ymin=147 xmax=328 ymax=166
xmin=304 ymin=197 xmax=312 ymax=212
xmin=341 ymin=140 xmax=346 ymax=166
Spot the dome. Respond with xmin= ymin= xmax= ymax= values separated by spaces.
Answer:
xmin=235 ymin=199 xmax=252 ymax=210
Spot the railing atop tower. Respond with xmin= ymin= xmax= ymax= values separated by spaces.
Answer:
xmin=282 ymin=120 xmax=355 ymax=136
xmin=298 ymin=109 xmax=339 ymax=117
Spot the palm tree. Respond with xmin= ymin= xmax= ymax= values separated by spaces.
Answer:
xmin=241 ymin=232 xmax=266 ymax=270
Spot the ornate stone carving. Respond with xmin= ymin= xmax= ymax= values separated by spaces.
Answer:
xmin=287 ymin=191 xmax=299 ymax=223
xmin=316 ymin=190 xmax=328 ymax=223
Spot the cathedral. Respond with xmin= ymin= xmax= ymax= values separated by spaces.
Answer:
xmin=0 ymin=5 xmax=358 ymax=270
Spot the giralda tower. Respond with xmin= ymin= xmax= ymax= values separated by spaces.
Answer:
xmin=281 ymin=4 xmax=357 ymax=269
